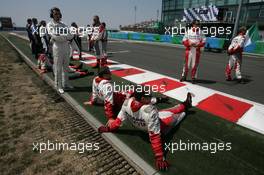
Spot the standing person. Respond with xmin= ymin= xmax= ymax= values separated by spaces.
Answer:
xmin=47 ymin=7 xmax=74 ymax=94
xmin=30 ymin=18 xmax=39 ymax=58
xmin=180 ymin=20 xmax=206 ymax=84
xmin=87 ymin=24 xmax=93 ymax=52
xmin=225 ymin=26 xmax=247 ymax=83
xmin=100 ymin=22 xmax=108 ymax=66
xmin=90 ymin=15 xmax=103 ymax=68
xmin=39 ymin=20 xmax=51 ymax=57
xmin=98 ymin=91 xmax=192 ymax=171
xmin=69 ymin=22 xmax=82 ymax=60
xmin=26 ymin=19 xmax=34 ymax=53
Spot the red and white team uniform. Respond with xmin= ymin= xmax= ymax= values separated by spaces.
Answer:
xmin=91 ymin=24 xmax=107 ymax=67
xmin=90 ymin=76 xmax=161 ymax=120
xmin=89 ymin=76 xmax=131 ymax=119
xmin=182 ymin=27 xmax=206 ymax=79
xmin=104 ymin=97 xmax=186 ymax=167
xmin=225 ymin=34 xmax=246 ymax=80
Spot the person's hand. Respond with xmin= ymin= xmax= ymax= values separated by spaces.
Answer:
xmin=83 ymin=101 xmax=93 ymax=105
xmin=98 ymin=126 xmax=110 ymax=133
xmin=155 ymin=158 xmax=169 ymax=171
xmin=106 ymin=118 xmax=115 ymax=126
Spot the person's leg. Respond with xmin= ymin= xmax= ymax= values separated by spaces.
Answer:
xmin=181 ymin=49 xmax=190 ymax=81
xmin=62 ymin=45 xmax=70 ymax=88
xmin=159 ymin=110 xmax=186 ymax=135
xmin=235 ymin=56 xmax=242 ymax=80
xmin=56 ymin=56 xmax=63 ymax=89
xmin=225 ymin=55 xmax=235 ymax=80
xmin=93 ymin=41 xmax=101 ymax=68
xmin=159 ymin=93 xmax=192 ymax=135
xmin=101 ymin=41 xmax=108 ymax=66
xmin=191 ymin=49 xmax=200 ymax=81
xmin=52 ymin=47 xmax=59 ymax=89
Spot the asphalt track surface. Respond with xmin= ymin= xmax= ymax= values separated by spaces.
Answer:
xmin=16 ymin=31 xmax=264 ymax=104
xmin=103 ymin=40 xmax=264 ymax=104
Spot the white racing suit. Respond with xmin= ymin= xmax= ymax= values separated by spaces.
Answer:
xmin=91 ymin=24 xmax=106 ymax=66
xmin=47 ymin=20 xmax=73 ymax=89
xmin=106 ymin=97 xmax=186 ymax=161
xmin=69 ymin=26 xmax=81 ymax=59
xmin=90 ymin=76 xmax=157 ymax=119
xmin=225 ymin=34 xmax=245 ymax=80
xmin=89 ymin=76 xmax=130 ymax=119
xmin=182 ymin=28 xmax=206 ymax=79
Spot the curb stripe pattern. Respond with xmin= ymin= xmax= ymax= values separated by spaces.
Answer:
xmin=76 ymin=52 xmax=264 ymax=135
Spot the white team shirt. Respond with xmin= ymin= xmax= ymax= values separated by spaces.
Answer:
xmin=117 ymin=98 xmax=161 ymax=134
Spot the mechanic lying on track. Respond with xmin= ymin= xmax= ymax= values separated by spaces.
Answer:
xmin=84 ymin=66 xmax=169 ymax=126
xmin=97 ymin=90 xmax=192 ymax=171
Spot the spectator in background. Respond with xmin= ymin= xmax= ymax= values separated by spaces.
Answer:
xmin=26 ymin=18 xmax=34 ymax=53
xmin=39 ymin=20 xmax=51 ymax=58
xmin=31 ymin=18 xmax=43 ymax=59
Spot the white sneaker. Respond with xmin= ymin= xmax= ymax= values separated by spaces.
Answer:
xmin=58 ymin=88 xmax=64 ymax=94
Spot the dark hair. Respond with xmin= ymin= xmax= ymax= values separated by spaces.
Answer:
xmin=238 ymin=26 xmax=247 ymax=34
xmin=71 ymin=22 xmax=78 ymax=28
xmin=39 ymin=20 xmax=46 ymax=26
xmin=134 ymin=88 xmax=152 ymax=101
xmin=50 ymin=7 xmax=62 ymax=18
xmin=32 ymin=18 xmax=38 ymax=24
xmin=101 ymin=22 xmax=106 ymax=28
xmin=27 ymin=18 xmax=32 ymax=23
xmin=98 ymin=66 xmax=111 ymax=77
xmin=191 ymin=19 xmax=200 ymax=26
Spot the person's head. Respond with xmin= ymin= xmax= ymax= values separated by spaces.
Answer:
xmin=71 ymin=22 xmax=78 ymax=28
xmin=39 ymin=20 xmax=46 ymax=27
xmin=93 ymin=15 xmax=100 ymax=25
xmin=238 ymin=26 xmax=247 ymax=35
xmin=32 ymin=18 xmax=38 ymax=25
xmin=27 ymin=18 xmax=32 ymax=25
xmin=98 ymin=66 xmax=111 ymax=79
xmin=50 ymin=7 xmax=62 ymax=22
xmin=134 ymin=89 xmax=152 ymax=104
xmin=101 ymin=22 xmax=106 ymax=28
xmin=191 ymin=19 xmax=200 ymax=28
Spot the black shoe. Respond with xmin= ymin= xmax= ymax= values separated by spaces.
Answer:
xmin=180 ymin=76 xmax=186 ymax=82
xmin=191 ymin=78 xmax=196 ymax=84
xmin=237 ymin=78 xmax=244 ymax=83
xmin=183 ymin=92 xmax=192 ymax=109
xmin=226 ymin=77 xmax=232 ymax=81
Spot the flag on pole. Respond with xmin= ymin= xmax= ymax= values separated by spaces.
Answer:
xmin=244 ymin=23 xmax=260 ymax=47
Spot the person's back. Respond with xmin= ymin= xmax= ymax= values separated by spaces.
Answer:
xmin=120 ymin=97 xmax=159 ymax=132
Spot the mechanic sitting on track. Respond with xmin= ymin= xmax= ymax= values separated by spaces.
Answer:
xmin=84 ymin=66 xmax=169 ymax=126
xmin=98 ymin=90 xmax=192 ymax=171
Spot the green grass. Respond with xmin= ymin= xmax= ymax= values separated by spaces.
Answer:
xmin=3 ymin=32 xmax=264 ymax=175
